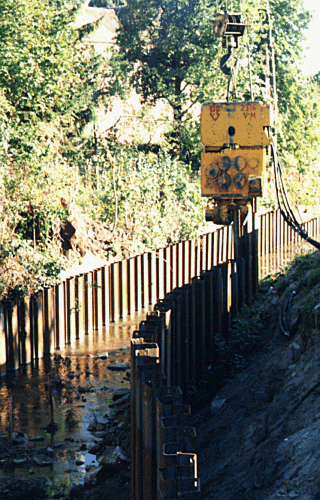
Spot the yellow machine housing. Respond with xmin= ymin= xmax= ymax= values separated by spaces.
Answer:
xmin=201 ymin=101 xmax=273 ymax=224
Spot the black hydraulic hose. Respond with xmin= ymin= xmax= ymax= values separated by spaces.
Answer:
xmin=278 ymin=290 xmax=296 ymax=336
xmin=272 ymin=143 xmax=320 ymax=251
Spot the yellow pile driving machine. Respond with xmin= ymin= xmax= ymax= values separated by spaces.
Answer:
xmin=201 ymin=7 xmax=274 ymax=225
xmin=201 ymin=100 xmax=273 ymax=224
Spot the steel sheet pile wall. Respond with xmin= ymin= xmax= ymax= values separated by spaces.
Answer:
xmin=129 ymin=212 xmax=320 ymax=499
xmin=0 ymin=211 xmax=319 ymax=377
xmin=0 ymin=227 xmax=232 ymax=375
xmin=130 ymin=227 xmax=259 ymax=499
xmin=0 ymin=210 xmax=320 ymax=497
xmin=258 ymin=211 xmax=320 ymax=279
xmin=131 ymin=319 xmax=200 ymax=499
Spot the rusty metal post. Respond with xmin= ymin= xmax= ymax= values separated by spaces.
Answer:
xmin=84 ymin=271 xmax=93 ymax=334
xmin=134 ymin=255 xmax=142 ymax=313
xmin=203 ymin=270 xmax=215 ymax=364
xmin=189 ymin=239 xmax=196 ymax=280
xmin=66 ymin=278 xmax=76 ymax=345
xmin=142 ymin=380 xmax=167 ymax=500
xmin=177 ymin=242 xmax=184 ymax=288
xmin=258 ymin=213 xmax=263 ymax=281
xmin=277 ymin=209 xmax=283 ymax=269
xmin=43 ymin=287 xmax=55 ymax=355
xmin=212 ymin=231 xmax=218 ymax=267
xmin=201 ymin=233 xmax=207 ymax=271
xmin=195 ymin=237 xmax=201 ymax=277
xmin=252 ymin=227 xmax=259 ymax=297
xmin=195 ymin=277 xmax=206 ymax=377
xmin=128 ymin=257 xmax=136 ymax=315
xmin=162 ymin=246 xmax=170 ymax=296
xmin=155 ymin=298 xmax=174 ymax=386
xmin=206 ymin=232 xmax=213 ymax=271
xmin=266 ymin=212 xmax=270 ymax=276
xmin=230 ymin=259 xmax=239 ymax=316
xmin=31 ymin=291 xmax=44 ymax=360
xmin=5 ymin=301 xmax=20 ymax=370
xmin=141 ymin=253 xmax=149 ymax=309
xmin=157 ymin=248 xmax=165 ymax=300
xmin=119 ymin=260 xmax=128 ymax=320
xmin=55 ymin=282 xmax=65 ymax=349
xmin=110 ymin=263 xmax=120 ymax=323
xmin=92 ymin=268 xmax=103 ymax=331
xmin=149 ymin=252 xmax=157 ymax=306
xmin=130 ymin=339 xmax=159 ymax=500
xmin=102 ymin=265 xmax=110 ymax=327
xmin=182 ymin=240 xmax=190 ymax=285
xmin=189 ymin=279 xmax=197 ymax=386
xmin=174 ymin=289 xmax=185 ymax=391
xmin=0 ymin=304 xmax=6 ymax=375
xmin=75 ymin=274 xmax=85 ymax=340
xmin=244 ymin=224 xmax=253 ymax=306
xmin=170 ymin=245 xmax=177 ymax=291
xmin=156 ymin=395 xmax=200 ymax=499
xmin=19 ymin=297 xmax=32 ymax=366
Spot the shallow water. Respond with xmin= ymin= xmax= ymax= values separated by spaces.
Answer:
xmin=0 ymin=312 xmax=147 ymax=494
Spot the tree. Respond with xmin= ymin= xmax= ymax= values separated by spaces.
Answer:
xmin=115 ymin=0 xmax=224 ymax=164
xmin=0 ymin=0 xmax=104 ymax=297
xmin=0 ymin=0 xmax=104 ymax=243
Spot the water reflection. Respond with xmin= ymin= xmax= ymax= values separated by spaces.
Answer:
xmin=0 ymin=309 xmax=148 ymax=492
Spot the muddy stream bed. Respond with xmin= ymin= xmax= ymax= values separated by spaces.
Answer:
xmin=0 ymin=314 xmax=146 ymax=498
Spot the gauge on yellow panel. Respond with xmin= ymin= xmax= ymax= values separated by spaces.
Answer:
xmin=233 ymin=173 xmax=247 ymax=189
xmin=233 ymin=156 xmax=247 ymax=171
xmin=248 ymin=157 xmax=260 ymax=169
xmin=206 ymin=164 xmax=219 ymax=179
xmin=217 ymin=172 xmax=231 ymax=189
xmin=217 ymin=156 xmax=232 ymax=171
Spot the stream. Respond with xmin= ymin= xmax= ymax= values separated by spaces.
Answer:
xmin=0 ymin=312 xmax=146 ymax=497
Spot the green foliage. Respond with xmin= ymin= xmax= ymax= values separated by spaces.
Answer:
xmin=114 ymin=0 xmax=320 ymax=208
xmin=77 ymin=144 xmax=205 ymax=249
xmin=114 ymin=0 xmax=220 ymax=163
xmin=0 ymin=237 xmax=68 ymax=300
xmin=0 ymin=0 xmax=318 ymax=300
xmin=89 ymin=0 xmax=125 ymax=6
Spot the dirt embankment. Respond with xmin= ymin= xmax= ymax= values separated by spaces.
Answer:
xmin=196 ymin=250 xmax=320 ymax=500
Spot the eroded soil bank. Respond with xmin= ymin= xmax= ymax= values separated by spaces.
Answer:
xmin=196 ymin=251 xmax=320 ymax=500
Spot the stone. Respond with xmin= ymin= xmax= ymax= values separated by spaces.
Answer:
xmin=107 ymin=362 xmax=130 ymax=371
xmin=210 ymin=398 xmax=226 ymax=411
xmin=96 ymin=352 xmax=108 ymax=359
xmin=113 ymin=446 xmax=130 ymax=464
xmin=112 ymin=388 xmax=130 ymax=400
xmin=83 ymin=465 xmax=104 ymax=485
xmin=75 ymin=456 xmax=85 ymax=466
xmin=12 ymin=431 xmax=28 ymax=446
xmin=77 ymin=385 xmax=87 ymax=394
xmin=13 ymin=457 xmax=27 ymax=465
xmin=109 ymin=393 xmax=130 ymax=408
xmin=88 ymin=420 xmax=107 ymax=432
xmin=33 ymin=456 xmax=54 ymax=466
